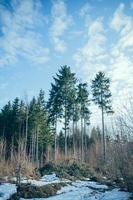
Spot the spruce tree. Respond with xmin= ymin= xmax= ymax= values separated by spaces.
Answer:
xmin=47 ymin=66 xmax=77 ymax=159
xmin=47 ymin=82 xmax=63 ymax=160
xmin=56 ymin=66 xmax=76 ymax=158
xmin=91 ymin=72 xmax=113 ymax=161
xmin=37 ymin=89 xmax=52 ymax=163
xmin=12 ymin=97 xmax=21 ymax=146
xmin=29 ymin=90 xmax=52 ymax=166
xmin=77 ymin=83 xmax=91 ymax=162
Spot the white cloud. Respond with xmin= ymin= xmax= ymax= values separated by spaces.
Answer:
xmin=73 ymin=17 xmax=108 ymax=126
xmin=108 ymin=3 xmax=133 ymax=112
xmin=0 ymin=0 xmax=49 ymax=67
xmin=110 ymin=3 xmax=133 ymax=38
xmin=49 ymin=0 xmax=72 ymax=53
xmin=79 ymin=3 xmax=92 ymax=17
xmin=110 ymin=54 xmax=133 ymax=102
xmin=74 ymin=17 xmax=108 ymax=81
xmin=110 ymin=3 xmax=125 ymax=32
xmin=130 ymin=1 xmax=133 ymax=9
xmin=74 ymin=3 xmax=133 ymax=94
xmin=73 ymin=3 xmax=133 ymax=125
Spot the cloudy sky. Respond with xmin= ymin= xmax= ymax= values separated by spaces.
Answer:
xmin=0 ymin=0 xmax=133 ymax=124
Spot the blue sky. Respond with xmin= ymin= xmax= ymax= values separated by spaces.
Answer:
xmin=0 ymin=0 xmax=133 ymax=124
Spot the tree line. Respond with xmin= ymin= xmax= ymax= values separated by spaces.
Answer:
xmin=0 ymin=66 xmax=113 ymax=165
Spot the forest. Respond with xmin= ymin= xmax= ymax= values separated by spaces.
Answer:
xmin=0 ymin=66 xmax=132 ymax=192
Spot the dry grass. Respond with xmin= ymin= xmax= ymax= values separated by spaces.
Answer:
xmin=0 ymin=156 xmax=35 ymax=178
xmin=0 ymin=139 xmax=35 ymax=178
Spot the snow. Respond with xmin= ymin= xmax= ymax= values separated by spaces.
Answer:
xmin=101 ymin=188 xmax=132 ymax=200
xmin=72 ymin=180 xmax=108 ymax=189
xmin=20 ymin=180 xmax=132 ymax=200
xmin=57 ymin=180 xmax=108 ymax=195
xmin=0 ymin=175 xmax=131 ymax=200
xmin=0 ymin=183 xmax=16 ymax=200
xmin=21 ymin=173 xmax=70 ymax=186
xmin=40 ymin=173 xmax=59 ymax=182
xmin=21 ymin=179 xmax=60 ymax=187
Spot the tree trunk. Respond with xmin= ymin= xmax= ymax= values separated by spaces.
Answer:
xmin=11 ymin=137 xmax=14 ymax=161
xmin=29 ymin=137 xmax=32 ymax=161
xmin=36 ymin=126 xmax=39 ymax=167
xmin=19 ymin=123 xmax=21 ymax=145
xmin=2 ymin=124 xmax=5 ymax=138
xmin=81 ymin=117 xmax=84 ymax=162
xmin=41 ymin=144 xmax=44 ymax=167
xmin=47 ymin=145 xmax=51 ymax=162
xmin=32 ymin=127 xmax=36 ymax=162
xmin=76 ymin=121 xmax=79 ymax=160
xmin=101 ymin=105 xmax=106 ymax=162
xmin=64 ymin=101 xmax=67 ymax=159
xmin=25 ymin=105 xmax=28 ymax=156
xmin=31 ymin=134 xmax=34 ymax=162
xmin=54 ymin=117 xmax=57 ymax=160
xmin=73 ymin=119 xmax=76 ymax=158
xmin=84 ymin=118 xmax=87 ymax=162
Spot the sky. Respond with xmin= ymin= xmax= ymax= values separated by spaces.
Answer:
xmin=0 ymin=0 xmax=133 ymax=125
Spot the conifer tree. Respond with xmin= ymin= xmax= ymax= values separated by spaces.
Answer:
xmin=12 ymin=98 xmax=21 ymax=145
xmin=91 ymin=72 xmax=113 ymax=161
xmin=57 ymin=66 xmax=76 ymax=158
xmin=37 ymin=89 xmax=52 ymax=163
xmin=47 ymin=66 xmax=77 ymax=159
xmin=47 ymin=82 xmax=63 ymax=160
xmin=77 ymin=83 xmax=91 ymax=162
xmin=0 ymin=101 xmax=12 ymax=156
xmin=29 ymin=90 xmax=51 ymax=165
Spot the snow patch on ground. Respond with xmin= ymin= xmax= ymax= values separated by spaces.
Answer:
xmin=20 ymin=180 xmax=132 ymax=200
xmin=57 ymin=180 xmax=108 ymax=195
xmin=101 ymin=188 xmax=132 ymax=200
xmin=40 ymin=173 xmax=59 ymax=182
xmin=0 ymin=183 xmax=16 ymax=200
xmin=21 ymin=173 xmax=70 ymax=186
xmin=72 ymin=180 xmax=108 ymax=189
xmin=0 ymin=175 xmax=131 ymax=200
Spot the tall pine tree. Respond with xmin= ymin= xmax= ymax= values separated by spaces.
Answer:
xmin=47 ymin=66 xmax=77 ymax=159
xmin=77 ymin=83 xmax=91 ymax=162
xmin=91 ymin=72 xmax=113 ymax=161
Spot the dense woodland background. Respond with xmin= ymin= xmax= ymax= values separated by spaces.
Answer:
xmin=0 ymin=66 xmax=132 ymax=191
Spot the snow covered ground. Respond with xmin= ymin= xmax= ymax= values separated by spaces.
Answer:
xmin=20 ymin=180 xmax=132 ymax=200
xmin=0 ymin=183 xmax=16 ymax=200
xmin=21 ymin=173 xmax=70 ymax=186
xmin=0 ymin=175 xmax=132 ymax=200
